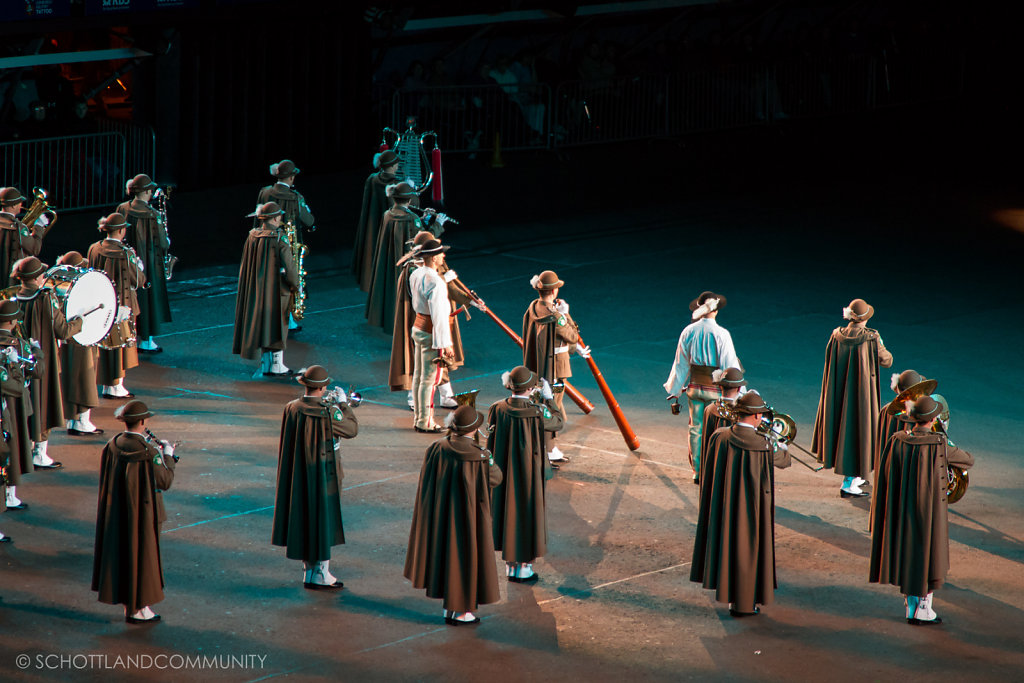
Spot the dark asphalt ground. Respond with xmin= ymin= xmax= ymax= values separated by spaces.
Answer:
xmin=2 ymin=113 xmax=1024 ymax=681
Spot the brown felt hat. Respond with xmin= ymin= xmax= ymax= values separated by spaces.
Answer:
xmin=115 ymin=400 xmax=154 ymax=422
xmin=386 ymin=181 xmax=418 ymax=199
xmin=126 ymin=173 xmax=157 ymax=194
xmin=270 ymin=159 xmax=300 ymax=178
xmin=374 ymin=150 xmax=400 ymax=170
xmin=714 ymin=367 xmax=746 ymax=388
xmin=449 ymin=405 xmax=484 ymax=434
xmin=898 ymin=395 xmax=943 ymax=424
xmin=248 ymin=202 xmax=285 ymax=220
xmin=892 ymin=369 xmax=925 ymax=393
xmin=12 ymin=256 xmax=48 ymax=280
xmin=297 ymin=365 xmax=331 ymax=387
xmin=0 ymin=299 xmax=23 ymax=321
xmin=412 ymin=230 xmax=435 ymax=246
xmin=418 ymin=239 xmax=449 ymax=256
xmin=689 ymin=291 xmax=727 ymax=312
xmin=57 ymin=251 xmax=87 ymax=268
xmin=843 ymin=298 xmax=874 ymax=322
xmin=506 ymin=365 xmax=538 ymax=391
xmin=0 ymin=187 xmax=27 ymax=206
xmin=97 ymin=213 xmax=128 ymax=232
xmin=532 ymin=270 xmax=563 ymax=290
xmin=732 ymin=390 xmax=769 ymax=415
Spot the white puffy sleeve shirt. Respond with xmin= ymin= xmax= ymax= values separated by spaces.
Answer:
xmin=663 ymin=318 xmax=742 ymax=395
xmin=409 ymin=266 xmax=452 ymax=349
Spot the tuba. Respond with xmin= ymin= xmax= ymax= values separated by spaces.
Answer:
xmin=453 ymin=389 xmax=479 ymax=408
xmin=931 ymin=394 xmax=969 ymax=504
xmin=283 ymin=220 xmax=308 ymax=320
xmin=22 ymin=187 xmax=58 ymax=237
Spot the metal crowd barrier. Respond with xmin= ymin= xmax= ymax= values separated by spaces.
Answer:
xmin=0 ymin=131 xmax=126 ymax=211
xmin=383 ymin=83 xmax=551 ymax=153
xmin=96 ymin=119 xmax=157 ymax=180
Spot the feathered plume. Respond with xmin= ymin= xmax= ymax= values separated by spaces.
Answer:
xmin=501 ymin=370 xmax=513 ymax=391
xmin=691 ymin=297 xmax=720 ymax=320
xmin=842 ymin=305 xmax=854 ymax=320
xmin=890 ymin=373 xmax=901 ymax=392
xmin=529 ymin=274 xmax=541 ymax=289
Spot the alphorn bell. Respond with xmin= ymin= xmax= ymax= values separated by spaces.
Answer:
xmin=577 ymin=333 xmax=641 ymax=451
xmin=448 ymin=277 xmax=595 ymax=414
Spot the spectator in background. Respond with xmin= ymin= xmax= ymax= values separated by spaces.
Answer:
xmin=490 ymin=55 xmax=546 ymax=140
xmin=62 ymin=98 xmax=97 ymax=136
xmin=404 ymin=60 xmax=429 ymax=90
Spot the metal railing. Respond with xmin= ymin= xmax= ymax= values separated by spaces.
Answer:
xmin=0 ymin=132 xmax=126 ymax=211
xmin=96 ymin=119 xmax=156 ymax=180
xmin=377 ymin=51 xmax=964 ymax=153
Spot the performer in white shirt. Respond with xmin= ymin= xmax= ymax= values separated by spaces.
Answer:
xmin=664 ymin=291 xmax=742 ymax=481
xmin=408 ymin=239 xmax=454 ymax=433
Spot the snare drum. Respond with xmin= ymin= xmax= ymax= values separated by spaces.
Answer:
xmin=98 ymin=317 xmax=136 ymax=350
xmin=43 ymin=265 xmax=117 ymax=346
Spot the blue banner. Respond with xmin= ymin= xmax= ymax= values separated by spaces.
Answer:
xmin=1 ymin=0 xmax=71 ymax=20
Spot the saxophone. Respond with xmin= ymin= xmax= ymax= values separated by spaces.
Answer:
xmin=152 ymin=187 xmax=179 ymax=280
xmin=283 ymin=220 xmax=308 ymax=320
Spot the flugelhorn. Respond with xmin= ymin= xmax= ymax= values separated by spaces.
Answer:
xmin=322 ymin=385 xmax=362 ymax=408
xmin=23 ymin=186 xmax=58 ymax=237
xmin=144 ymin=427 xmax=181 ymax=463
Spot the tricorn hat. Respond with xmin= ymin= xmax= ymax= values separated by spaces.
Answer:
xmin=297 ymin=365 xmax=331 ymax=388
xmin=448 ymin=404 xmax=484 ymax=434
xmin=97 ymin=213 xmax=128 ymax=232
xmin=690 ymin=291 xmax=727 ymax=318
xmin=713 ymin=367 xmax=746 ymax=388
xmin=418 ymin=239 xmax=449 ymax=256
xmin=530 ymin=270 xmax=563 ymax=290
xmin=386 ymin=181 xmax=418 ymax=199
xmin=270 ymin=159 xmax=300 ymax=178
xmin=503 ymin=365 xmax=538 ymax=392
xmin=0 ymin=299 xmax=23 ymax=321
xmin=843 ymin=298 xmax=874 ymax=322
xmin=732 ymin=390 xmax=770 ymax=415
xmin=247 ymin=202 xmax=285 ymax=220
xmin=11 ymin=256 xmax=48 ymax=280
xmin=374 ymin=150 xmax=400 ymax=170
xmin=898 ymin=395 xmax=943 ymax=424
xmin=114 ymin=399 xmax=155 ymax=422
xmin=57 ymin=251 xmax=87 ymax=268
xmin=0 ymin=187 xmax=27 ymax=206
xmin=126 ymin=173 xmax=157 ymax=195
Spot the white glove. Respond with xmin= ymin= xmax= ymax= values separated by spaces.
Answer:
xmin=470 ymin=299 xmax=486 ymax=310
xmin=435 ymin=213 xmax=450 ymax=226
xmin=1 ymin=346 xmax=16 ymax=361
xmin=576 ymin=343 xmax=591 ymax=358
xmin=36 ymin=214 xmax=50 ymax=228
xmin=554 ymin=299 xmax=569 ymax=315
xmin=540 ymin=378 xmax=554 ymax=400
xmin=336 ymin=387 xmax=348 ymax=404
xmin=30 ymin=338 xmax=42 ymax=350
xmin=161 ymin=441 xmax=175 ymax=458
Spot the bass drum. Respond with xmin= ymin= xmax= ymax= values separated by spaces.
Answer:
xmin=43 ymin=265 xmax=117 ymax=346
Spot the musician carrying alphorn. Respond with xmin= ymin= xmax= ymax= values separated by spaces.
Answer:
xmin=11 ymin=256 xmax=84 ymax=471
xmin=523 ymin=270 xmax=590 ymax=468
xmin=117 ymin=173 xmax=171 ymax=354
xmin=88 ymin=213 xmax=146 ymax=399
xmin=0 ymin=187 xmax=43 ymax=290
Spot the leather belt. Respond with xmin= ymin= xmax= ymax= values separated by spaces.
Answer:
xmin=689 ymin=364 xmax=717 ymax=386
xmin=413 ymin=312 xmax=433 ymax=332
xmin=555 ymin=345 xmax=570 ymax=354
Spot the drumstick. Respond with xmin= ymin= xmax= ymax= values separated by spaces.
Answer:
xmin=80 ymin=303 xmax=106 ymax=317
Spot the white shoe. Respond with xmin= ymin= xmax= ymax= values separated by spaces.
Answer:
xmin=852 ymin=477 xmax=868 ymax=488
xmin=104 ymin=383 xmax=131 ymax=398
xmin=407 ymin=391 xmax=415 ymax=411
xmin=6 ymin=490 xmax=22 ymax=507
xmin=547 ymin=446 xmax=567 ymax=462
xmin=437 ymin=383 xmax=457 ymax=409
xmin=266 ymin=350 xmax=291 ymax=376
xmin=138 ymin=338 xmax=160 ymax=351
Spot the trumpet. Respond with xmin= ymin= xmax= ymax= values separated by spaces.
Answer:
xmin=22 ymin=186 xmax=58 ymax=237
xmin=322 ymin=385 xmax=362 ymax=408
xmin=144 ymin=427 xmax=181 ymax=463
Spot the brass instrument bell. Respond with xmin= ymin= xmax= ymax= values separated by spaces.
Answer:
xmin=453 ymin=389 xmax=479 ymax=409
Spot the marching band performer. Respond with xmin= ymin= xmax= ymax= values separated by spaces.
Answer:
xmin=876 ymin=370 xmax=933 ymax=474
xmin=88 ymin=213 xmax=145 ymax=399
xmin=0 ymin=299 xmax=41 ymax=511
xmin=232 ymin=202 xmax=298 ymax=378
xmin=404 ymin=404 xmax=503 ymax=625
xmin=690 ymin=391 xmax=791 ymax=617
xmin=407 ymin=239 xmax=453 ymax=433
xmin=811 ymin=298 xmax=893 ymax=499
xmin=92 ymin=400 xmax=176 ymax=624
xmin=365 ymin=181 xmax=446 ymax=333
xmin=272 ymin=365 xmax=358 ymax=590
xmin=257 ymin=160 xmax=314 ymax=332
xmin=55 ymin=252 xmax=103 ymax=435
xmin=664 ymin=291 xmax=742 ymax=483
xmin=868 ymin=395 xmax=974 ymax=625
xmin=523 ymin=270 xmax=590 ymax=467
xmin=0 ymin=187 xmax=43 ymax=289
xmin=698 ymin=368 xmax=748 ymax=485
xmin=11 ymin=256 xmax=84 ymax=471
xmin=488 ymin=366 xmax=564 ymax=583
xmin=354 ymin=150 xmax=401 ymax=291
xmin=117 ymin=174 xmax=172 ymax=354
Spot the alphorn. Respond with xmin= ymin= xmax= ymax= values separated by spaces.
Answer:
xmin=449 ymin=277 xmax=595 ymax=414
xmin=577 ymin=333 xmax=641 ymax=451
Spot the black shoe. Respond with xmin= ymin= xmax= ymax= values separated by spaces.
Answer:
xmin=68 ymin=427 xmax=105 ymax=436
xmin=126 ymin=613 xmax=161 ymax=624
xmin=692 ymin=474 xmax=700 ymax=485
xmin=303 ymin=580 xmax=344 ymax=590
xmin=729 ymin=606 xmax=760 ymax=617
xmin=5 ymin=502 xmax=28 ymax=511
xmin=414 ymin=425 xmax=443 ymax=434
xmin=0 ymin=536 xmax=12 ymax=543
xmin=138 ymin=346 xmax=163 ymax=354
xmin=550 ymin=456 xmax=570 ymax=464
xmin=263 ymin=370 xmax=293 ymax=377
xmin=445 ymin=615 xmax=481 ymax=625
xmin=549 ymin=461 xmax=560 ymax=470
xmin=908 ymin=616 xmax=942 ymax=626
xmin=508 ymin=573 xmax=540 ymax=584
xmin=34 ymin=461 xmax=63 ymax=471
xmin=102 ymin=392 xmax=135 ymax=399
xmin=289 ymin=325 xmax=303 ymax=333
xmin=840 ymin=489 xmax=869 ymax=498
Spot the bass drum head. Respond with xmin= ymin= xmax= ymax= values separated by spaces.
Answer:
xmin=65 ymin=270 xmax=117 ymax=346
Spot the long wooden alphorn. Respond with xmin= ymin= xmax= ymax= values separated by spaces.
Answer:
xmin=577 ymin=333 xmax=641 ymax=451
xmin=449 ymin=277 xmax=595 ymax=414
